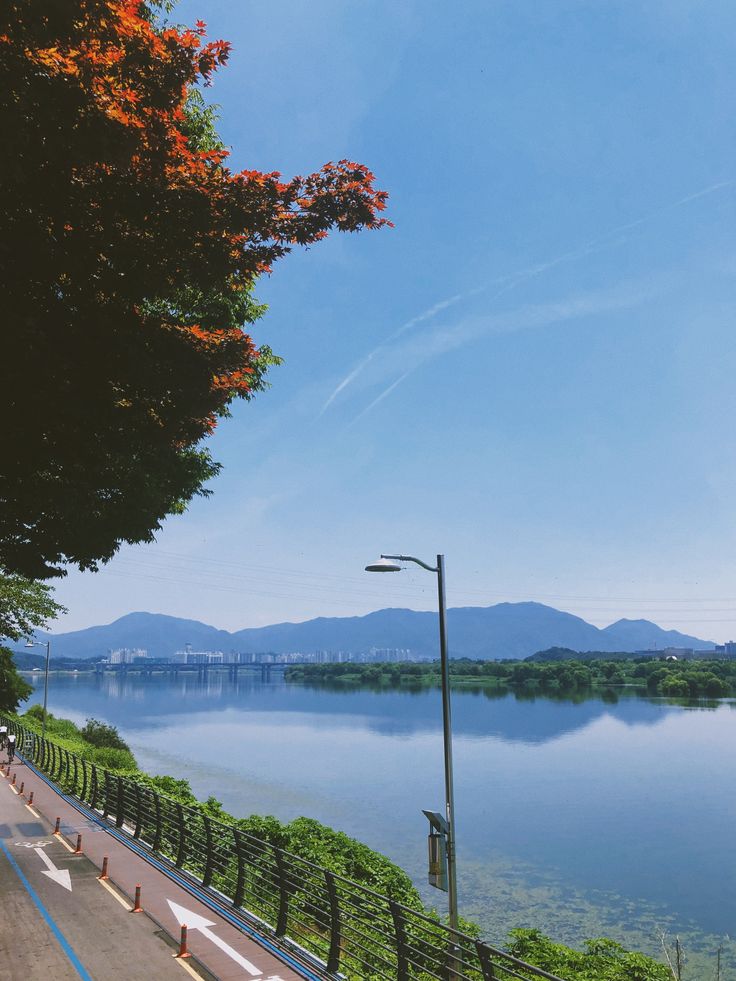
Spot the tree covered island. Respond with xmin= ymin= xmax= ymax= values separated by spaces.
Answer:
xmin=285 ymin=651 xmax=735 ymax=700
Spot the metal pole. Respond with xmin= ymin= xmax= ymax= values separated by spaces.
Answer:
xmin=436 ymin=554 xmax=459 ymax=935
xmin=42 ymin=641 xmax=50 ymax=739
xmin=370 ymin=552 xmax=461 ymax=946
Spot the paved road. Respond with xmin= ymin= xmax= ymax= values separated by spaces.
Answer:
xmin=0 ymin=755 xmax=310 ymax=981
xmin=0 ymin=772 xmax=189 ymax=980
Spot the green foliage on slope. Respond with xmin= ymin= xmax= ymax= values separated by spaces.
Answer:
xmin=509 ymin=930 xmax=672 ymax=980
xmin=21 ymin=706 xmax=137 ymax=771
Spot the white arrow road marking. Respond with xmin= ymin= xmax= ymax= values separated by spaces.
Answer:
xmin=34 ymin=847 xmax=72 ymax=891
xmin=167 ymin=900 xmax=261 ymax=976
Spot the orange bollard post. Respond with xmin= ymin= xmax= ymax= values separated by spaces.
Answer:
xmin=11 ymin=773 xmax=16 ymax=786
xmin=177 ymin=924 xmax=192 ymax=958
xmin=18 ymin=781 xmax=24 ymax=796
xmin=28 ymin=791 xmax=33 ymax=806
xmin=132 ymin=884 xmax=143 ymax=913
xmin=54 ymin=817 xmax=61 ymax=834
xmin=74 ymin=834 xmax=82 ymax=854
xmin=98 ymin=856 xmax=109 ymax=881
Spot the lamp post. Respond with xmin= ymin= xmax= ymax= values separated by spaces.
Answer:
xmin=25 ymin=638 xmax=51 ymax=738
xmin=364 ymin=553 xmax=459 ymax=936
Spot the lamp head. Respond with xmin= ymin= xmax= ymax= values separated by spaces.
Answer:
xmin=365 ymin=557 xmax=402 ymax=573
xmin=25 ymin=640 xmax=34 ymax=648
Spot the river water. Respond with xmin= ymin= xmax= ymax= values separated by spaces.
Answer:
xmin=23 ymin=672 xmax=736 ymax=976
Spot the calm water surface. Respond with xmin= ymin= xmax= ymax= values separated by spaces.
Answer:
xmin=25 ymin=673 xmax=736 ymax=972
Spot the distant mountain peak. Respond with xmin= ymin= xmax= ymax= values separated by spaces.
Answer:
xmin=606 ymin=618 xmax=653 ymax=627
xmin=601 ymin=617 xmax=714 ymax=649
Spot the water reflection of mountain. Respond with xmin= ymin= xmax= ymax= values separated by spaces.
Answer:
xmin=27 ymin=674 xmax=695 ymax=746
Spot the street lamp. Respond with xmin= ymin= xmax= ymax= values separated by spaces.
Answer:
xmin=365 ymin=553 xmax=459 ymax=936
xmin=25 ymin=638 xmax=51 ymax=738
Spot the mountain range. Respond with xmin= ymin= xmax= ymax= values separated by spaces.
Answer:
xmin=12 ymin=603 xmax=715 ymax=661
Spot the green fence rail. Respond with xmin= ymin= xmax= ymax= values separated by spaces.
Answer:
xmin=3 ymin=717 xmax=567 ymax=981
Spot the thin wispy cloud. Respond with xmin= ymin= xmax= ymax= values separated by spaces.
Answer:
xmin=319 ymin=357 xmax=374 ymax=415
xmin=345 ymin=279 xmax=659 ymax=424
xmin=349 ymin=371 xmax=413 ymax=426
xmin=318 ymin=287 xmax=484 ymax=416
xmin=320 ymin=178 xmax=734 ymax=418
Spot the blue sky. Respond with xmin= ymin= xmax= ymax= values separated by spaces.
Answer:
xmin=52 ymin=0 xmax=736 ymax=639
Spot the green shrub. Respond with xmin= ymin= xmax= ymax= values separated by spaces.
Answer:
xmin=508 ymin=929 xmax=672 ymax=980
xmin=18 ymin=708 xmax=137 ymax=771
xmin=146 ymin=774 xmax=199 ymax=802
xmin=24 ymin=703 xmax=47 ymax=722
xmin=89 ymin=746 xmax=137 ymax=771
xmin=80 ymin=718 xmax=130 ymax=751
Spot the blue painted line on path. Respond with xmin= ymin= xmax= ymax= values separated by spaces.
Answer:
xmin=23 ymin=757 xmax=322 ymax=981
xmin=0 ymin=834 xmax=94 ymax=981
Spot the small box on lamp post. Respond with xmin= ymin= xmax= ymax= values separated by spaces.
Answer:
xmin=423 ymin=809 xmax=449 ymax=891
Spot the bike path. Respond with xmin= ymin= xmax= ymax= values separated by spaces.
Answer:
xmin=0 ymin=755 xmax=309 ymax=981
xmin=0 ymin=766 xmax=194 ymax=981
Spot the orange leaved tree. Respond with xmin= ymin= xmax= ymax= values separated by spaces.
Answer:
xmin=0 ymin=1 xmax=389 ymax=578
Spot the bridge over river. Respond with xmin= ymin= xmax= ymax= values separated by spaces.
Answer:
xmin=94 ymin=661 xmax=312 ymax=682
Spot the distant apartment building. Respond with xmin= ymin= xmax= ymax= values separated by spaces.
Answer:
xmin=313 ymin=651 xmax=332 ymax=663
xmin=265 ymin=652 xmax=324 ymax=663
xmin=108 ymin=648 xmax=149 ymax=664
xmin=171 ymin=650 xmax=229 ymax=665
xmin=367 ymin=647 xmax=414 ymax=663
xmin=714 ymin=641 xmax=736 ymax=656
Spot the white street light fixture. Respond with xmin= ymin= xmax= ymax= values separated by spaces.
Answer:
xmin=365 ymin=552 xmax=459 ymax=943
xmin=25 ymin=638 xmax=51 ymax=738
xmin=364 ymin=557 xmax=402 ymax=573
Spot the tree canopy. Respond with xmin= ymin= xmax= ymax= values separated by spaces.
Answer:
xmin=0 ymin=572 xmax=65 ymax=643
xmin=0 ymin=572 xmax=62 ymax=713
xmin=0 ymin=647 xmax=32 ymax=714
xmin=0 ymin=1 xmax=390 ymax=579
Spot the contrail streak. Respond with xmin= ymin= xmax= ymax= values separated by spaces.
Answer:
xmin=320 ymin=177 xmax=734 ymax=416
xmin=348 ymin=280 xmax=655 ymax=424
xmin=318 ymin=287 xmax=484 ymax=416
xmin=348 ymin=371 xmax=413 ymax=426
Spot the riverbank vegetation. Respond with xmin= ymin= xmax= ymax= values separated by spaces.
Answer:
xmin=285 ymin=655 xmax=736 ymax=699
xmin=10 ymin=706 xmax=676 ymax=979
xmin=14 ymin=706 xmax=426 ymax=909
xmin=21 ymin=705 xmax=138 ymax=771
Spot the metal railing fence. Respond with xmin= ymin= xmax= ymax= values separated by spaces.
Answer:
xmin=3 ymin=716 xmax=566 ymax=981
